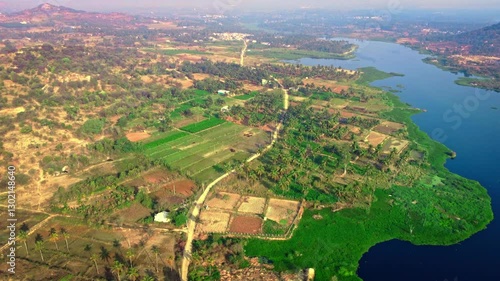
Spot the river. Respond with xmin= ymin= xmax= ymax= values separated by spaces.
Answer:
xmin=290 ymin=39 xmax=500 ymax=281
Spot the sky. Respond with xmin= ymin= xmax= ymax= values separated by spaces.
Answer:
xmin=2 ymin=0 xmax=500 ymax=13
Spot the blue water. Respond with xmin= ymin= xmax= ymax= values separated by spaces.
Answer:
xmin=292 ymin=39 xmax=500 ymax=281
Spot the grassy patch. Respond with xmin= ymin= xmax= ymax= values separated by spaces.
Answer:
xmin=246 ymin=185 xmax=492 ymax=281
xmin=249 ymin=48 xmax=355 ymax=60
xmin=234 ymin=91 xmax=258 ymax=100
xmin=355 ymin=67 xmax=404 ymax=85
xmin=262 ymin=219 xmax=288 ymax=235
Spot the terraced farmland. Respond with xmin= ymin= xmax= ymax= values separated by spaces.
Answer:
xmin=144 ymin=122 xmax=269 ymax=182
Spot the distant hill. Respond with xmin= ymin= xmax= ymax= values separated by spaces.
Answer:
xmin=453 ymin=22 xmax=500 ymax=56
xmin=0 ymin=3 xmax=135 ymax=27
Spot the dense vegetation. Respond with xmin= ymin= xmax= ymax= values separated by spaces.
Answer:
xmin=244 ymin=93 xmax=493 ymax=281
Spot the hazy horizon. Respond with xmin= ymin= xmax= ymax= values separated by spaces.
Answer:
xmin=2 ymin=0 xmax=500 ymax=14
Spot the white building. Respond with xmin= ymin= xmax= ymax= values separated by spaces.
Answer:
xmin=154 ymin=211 xmax=170 ymax=223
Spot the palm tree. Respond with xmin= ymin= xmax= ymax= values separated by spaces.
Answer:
xmin=128 ymin=267 xmax=140 ymax=281
xmin=111 ymin=260 xmax=124 ymax=281
xmin=100 ymin=246 xmax=111 ymax=265
xmin=84 ymin=243 xmax=92 ymax=256
xmin=35 ymin=240 xmax=45 ymax=262
xmin=90 ymin=253 xmax=99 ymax=274
xmin=141 ymin=276 xmax=155 ymax=281
xmin=60 ymin=228 xmax=70 ymax=252
xmin=18 ymin=230 xmax=29 ymax=256
xmin=126 ymin=248 xmax=135 ymax=267
xmin=48 ymin=231 xmax=59 ymax=251
xmin=151 ymin=245 xmax=160 ymax=273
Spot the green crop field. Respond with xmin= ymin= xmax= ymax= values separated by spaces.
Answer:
xmin=233 ymin=91 xmax=258 ymax=100
xmin=144 ymin=122 xmax=268 ymax=182
xmin=179 ymin=118 xmax=226 ymax=133
xmin=142 ymin=131 xmax=189 ymax=150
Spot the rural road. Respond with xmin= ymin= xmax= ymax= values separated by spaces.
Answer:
xmin=240 ymin=39 xmax=247 ymax=66
xmin=180 ymin=87 xmax=289 ymax=281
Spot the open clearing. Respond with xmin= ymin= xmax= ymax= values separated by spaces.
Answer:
xmin=373 ymin=121 xmax=405 ymax=135
xmin=207 ymin=192 xmax=241 ymax=210
xmin=112 ymin=202 xmax=152 ymax=223
xmin=126 ymin=131 xmax=151 ymax=142
xmin=265 ymin=199 xmax=300 ymax=225
xmin=229 ymin=216 xmax=262 ymax=234
xmin=198 ymin=211 xmax=231 ymax=233
xmin=365 ymin=131 xmax=388 ymax=147
xmin=143 ymin=169 xmax=175 ymax=184
xmin=160 ymin=179 xmax=196 ymax=196
xmin=237 ymin=196 xmax=267 ymax=214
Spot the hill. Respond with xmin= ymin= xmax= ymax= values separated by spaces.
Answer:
xmin=453 ymin=22 xmax=500 ymax=56
xmin=0 ymin=3 xmax=135 ymax=27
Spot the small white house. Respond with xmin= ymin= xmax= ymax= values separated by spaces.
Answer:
xmin=154 ymin=211 xmax=170 ymax=223
xmin=220 ymin=105 xmax=229 ymax=112
xmin=217 ymin=90 xmax=230 ymax=95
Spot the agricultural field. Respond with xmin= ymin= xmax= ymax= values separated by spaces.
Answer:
xmin=206 ymin=192 xmax=241 ymax=210
xmin=179 ymin=118 xmax=226 ymax=133
xmin=237 ymin=196 xmax=267 ymax=214
xmin=373 ymin=121 xmax=405 ymax=135
xmin=265 ymin=199 xmax=301 ymax=226
xmin=364 ymin=131 xmax=388 ymax=147
xmin=197 ymin=211 xmax=232 ymax=233
xmin=196 ymin=192 xmax=301 ymax=236
xmin=143 ymin=122 xmax=269 ymax=182
xmin=229 ymin=216 xmax=263 ymax=234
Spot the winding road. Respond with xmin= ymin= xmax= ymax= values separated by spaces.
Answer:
xmin=180 ymin=85 xmax=289 ymax=281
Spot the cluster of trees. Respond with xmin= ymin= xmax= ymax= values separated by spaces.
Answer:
xmin=194 ymin=77 xmax=242 ymax=92
xmin=298 ymin=39 xmax=354 ymax=54
xmin=40 ymin=153 xmax=90 ymax=175
xmin=345 ymin=116 xmax=380 ymax=129
xmin=181 ymin=60 xmax=269 ymax=85
xmin=236 ymin=101 xmax=403 ymax=204
xmin=261 ymin=63 xmax=359 ymax=81
xmin=78 ymin=118 xmax=106 ymax=137
xmin=19 ymin=222 xmax=169 ymax=281
xmin=51 ymin=156 xmax=159 ymax=206
xmin=87 ymin=137 xmax=141 ymax=154
xmin=189 ymin=235 xmax=247 ymax=281
xmin=226 ymin=91 xmax=283 ymax=126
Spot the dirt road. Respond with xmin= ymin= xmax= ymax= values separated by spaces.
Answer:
xmin=240 ymin=40 xmax=247 ymax=66
xmin=180 ymin=88 xmax=289 ymax=281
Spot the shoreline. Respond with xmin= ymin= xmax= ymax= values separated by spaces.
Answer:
xmin=244 ymin=58 xmax=494 ymax=280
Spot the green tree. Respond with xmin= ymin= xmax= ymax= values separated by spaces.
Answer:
xmin=60 ymin=228 xmax=70 ymax=252
xmin=111 ymin=260 xmax=124 ymax=281
xmin=18 ymin=230 xmax=29 ymax=256
xmin=48 ymin=228 xmax=59 ymax=251
xmin=90 ymin=253 xmax=99 ymax=274
xmin=128 ymin=267 xmax=140 ymax=281
xmin=35 ymin=240 xmax=45 ymax=262
xmin=126 ymin=248 xmax=135 ymax=267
